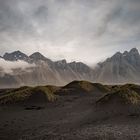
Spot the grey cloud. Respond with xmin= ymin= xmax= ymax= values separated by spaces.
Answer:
xmin=0 ymin=0 xmax=140 ymax=65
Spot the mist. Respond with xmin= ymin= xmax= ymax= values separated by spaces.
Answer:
xmin=0 ymin=58 xmax=35 ymax=75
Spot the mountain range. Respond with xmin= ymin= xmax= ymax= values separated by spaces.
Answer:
xmin=0 ymin=48 xmax=140 ymax=88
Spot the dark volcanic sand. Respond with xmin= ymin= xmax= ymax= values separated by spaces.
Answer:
xmin=0 ymin=93 xmax=140 ymax=140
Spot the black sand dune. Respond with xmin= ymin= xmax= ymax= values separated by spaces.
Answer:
xmin=0 ymin=81 xmax=140 ymax=140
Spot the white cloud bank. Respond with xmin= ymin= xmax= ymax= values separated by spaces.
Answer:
xmin=0 ymin=58 xmax=35 ymax=74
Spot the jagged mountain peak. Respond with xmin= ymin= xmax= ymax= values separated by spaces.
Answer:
xmin=126 ymin=48 xmax=140 ymax=67
xmin=123 ymin=51 xmax=128 ymax=56
xmin=13 ymin=50 xmax=23 ymax=54
xmin=5 ymin=50 xmax=26 ymax=56
xmin=112 ymin=51 xmax=122 ymax=58
xmin=29 ymin=52 xmax=47 ymax=61
xmin=54 ymin=59 xmax=68 ymax=69
xmin=129 ymin=48 xmax=139 ymax=55
xmin=55 ymin=59 xmax=68 ymax=67
xmin=105 ymin=52 xmax=122 ymax=62
xmin=30 ymin=52 xmax=45 ymax=57
xmin=56 ymin=59 xmax=67 ymax=64
xmin=3 ymin=50 xmax=28 ymax=61
xmin=106 ymin=48 xmax=139 ymax=62
xmin=95 ymin=48 xmax=140 ymax=83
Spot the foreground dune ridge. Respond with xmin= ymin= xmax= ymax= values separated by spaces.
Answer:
xmin=0 ymin=80 xmax=140 ymax=105
xmin=0 ymin=81 xmax=140 ymax=140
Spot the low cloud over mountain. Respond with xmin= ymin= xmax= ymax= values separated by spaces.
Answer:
xmin=0 ymin=48 xmax=140 ymax=88
xmin=0 ymin=58 xmax=35 ymax=75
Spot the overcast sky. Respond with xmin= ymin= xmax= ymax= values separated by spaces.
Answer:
xmin=0 ymin=0 xmax=140 ymax=65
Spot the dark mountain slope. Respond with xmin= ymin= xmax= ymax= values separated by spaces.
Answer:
xmin=94 ymin=48 xmax=140 ymax=84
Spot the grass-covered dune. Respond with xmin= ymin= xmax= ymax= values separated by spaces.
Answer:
xmin=0 ymin=81 xmax=140 ymax=107
xmin=97 ymin=88 xmax=140 ymax=105
xmin=96 ymin=84 xmax=140 ymax=116
xmin=0 ymin=85 xmax=59 ymax=105
xmin=60 ymin=80 xmax=111 ymax=95
xmin=0 ymin=80 xmax=111 ymax=105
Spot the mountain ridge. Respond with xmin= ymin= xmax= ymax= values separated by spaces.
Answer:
xmin=94 ymin=48 xmax=140 ymax=84
xmin=0 ymin=48 xmax=140 ymax=88
xmin=0 ymin=50 xmax=94 ymax=88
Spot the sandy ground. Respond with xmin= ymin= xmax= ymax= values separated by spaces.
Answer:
xmin=0 ymin=93 xmax=140 ymax=140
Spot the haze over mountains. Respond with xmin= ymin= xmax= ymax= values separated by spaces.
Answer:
xmin=0 ymin=48 xmax=140 ymax=88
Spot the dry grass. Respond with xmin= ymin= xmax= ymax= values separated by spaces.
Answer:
xmin=0 ymin=86 xmax=58 ymax=104
xmin=97 ymin=87 xmax=140 ymax=105
xmin=64 ymin=80 xmax=110 ymax=93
